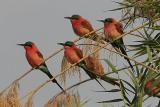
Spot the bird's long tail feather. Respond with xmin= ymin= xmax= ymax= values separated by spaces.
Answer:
xmin=111 ymin=40 xmax=135 ymax=73
xmin=44 ymin=71 xmax=65 ymax=92
xmin=119 ymin=45 xmax=135 ymax=73
xmin=39 ymin=65 xmax=65 ymax=92
xmin=78 ymin=63 xmax=106 ymax=90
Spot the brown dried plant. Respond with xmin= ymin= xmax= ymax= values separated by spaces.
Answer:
xmin=60 ymin=56 xmax=81 ymax=85
xmin=0 ymin=82 xmax=21 ymax=107
xmin=44 ymin=91 xmax=80 ymax=107
xmin=24 ymin=95 xmax=33 ymax=107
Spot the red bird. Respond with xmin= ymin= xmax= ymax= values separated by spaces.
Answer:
xmin=98 ymin=18 xmax=135 ymax=72
xmin=144 ymin=78 xmax=160 ymax=96
xmin=58 ymin=41 xmax=119 ymax=88
xmin=18 ymin=41 xmax=64 ymax=91
xmin=64 ymin=14 xmax=99 ymax=40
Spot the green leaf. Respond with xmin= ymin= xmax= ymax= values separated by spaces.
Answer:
xmin=146 ymin=46 xmax=152 ymax=62
xmin=126 ymin=69 xmax=137 ymax=87
xmin=80 ymin=99 xmax=90 ymax=107
xmin=122 ymin=80 xmax=136 ymax=92
xmin=150 ymin=26 xmax=160 ymax=30
xmin=139 ymin=67 xmax=148 ymax=86
xmin=97 ymin=99 xmax=123 ymax=103
xmin=95 ymin=89 xmax=121 ymax=93
xmin=103 ymin=59 xmax=117 ymax=72
xmin=120 ymin=80 xmax=131 ymax=104
xmin=108 ymin=7 xmax=129 ymax=11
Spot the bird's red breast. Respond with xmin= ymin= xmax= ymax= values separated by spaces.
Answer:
xmin=64 ymin=45 xmax=83 ymax=64
xmin=70 ymin=16 xmax=94 ymax=37
xmin=24 ymin=44 xmax=44 ymax=67
xmin=104 ymin=19 xmax=123 ymax=39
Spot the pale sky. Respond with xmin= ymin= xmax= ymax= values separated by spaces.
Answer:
xmin=0 ymin=0 xmax=158 ymax=107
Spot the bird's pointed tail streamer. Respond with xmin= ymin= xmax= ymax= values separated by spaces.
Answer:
xmin=78 ymin=63 xmax=106 ymax=90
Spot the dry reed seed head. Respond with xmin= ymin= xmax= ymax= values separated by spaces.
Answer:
xmin=0 ymin=95 xmax=10 ymax=107
xmin=44 ymin=102 xmax=52 ymax=107
xmin=60 ymin=56 xmax=70 ymax=83
xmin=93 ymin=53 xmax=104 ymax=75
xmin=44 ymin=97 xmax=58 ymax=107
xmin=96 ymin=32 xmax=105 ymax=38
xmin=79 ymin=37 xmax=105 ymax=77
xmin=51 ymin=91 xmax=80 ymax=107
xmin=81 ymin=39 xmax=94 ymax=56
xmin=85 ymin=56 xmax=96 ymax=71
xmin=6 ymin=82 xmax=21 ymax=107
xmin=85 ymin=40 xmax=105 ymax=76
xmin=81 ymin=36 xmax=104 ymax=76
xmin=85 ymin=56 xmax=104 ymax=76
xmin=60 ymin=56 xmax=81 ymax=85
xmin=24 ymin=95 xmax=34 ymax=107
xmin=53 ymin=98 xmax=58 ymax=107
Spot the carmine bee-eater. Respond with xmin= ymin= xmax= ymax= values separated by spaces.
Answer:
xmin=64 ymin=15 xmax=102 ymax=77
xmin=98 ymin=18 xmax=135 ymax=72
xmin=144 ymin=78 xmax=160 ymax=97
xmin=18 ymin=41 xmax=65 ymax=92
xmin=64 ymin=14 xmax=99 ymax=40
xmin=58 ymin=41 xmax=119 ymax=88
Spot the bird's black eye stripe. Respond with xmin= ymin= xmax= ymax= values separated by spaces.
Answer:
xmin=66 ymin=44 xmax=72 ymax=47
xmin=75 ymin=17 xmax=79 ymax=20
xmin=68 ymin=44 xmax=72 ymax=47
xmin=27 ymin=44 xmax=32 ymax=47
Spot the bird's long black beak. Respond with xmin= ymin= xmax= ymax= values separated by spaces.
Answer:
xmin=57 ymin=43 xmax=65 ymax=46
xmin=64 ymin=17 xmax=72 ymax=19
xmin=17 ymin=43 xmax=25 ymax=46
xmin=97 ymin=20 xmax=105 ymax=23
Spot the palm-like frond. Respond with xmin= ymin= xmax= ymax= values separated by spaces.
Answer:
xmin=110 ymin=0 xmax=160 ymax=28
xmin=128 ymin=29 xmax=160 ymax=58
